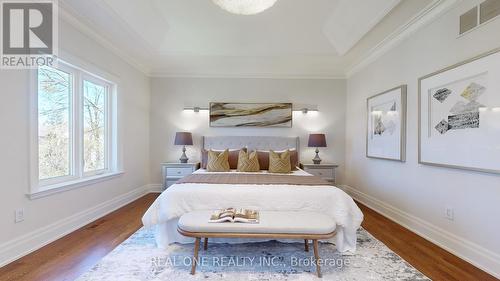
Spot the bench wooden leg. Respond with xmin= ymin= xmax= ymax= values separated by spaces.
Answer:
xmin=312 ymin=239 xmax=322 ymax=278
xmin=191 ymin=238 xmax=200 ymax=275
xmin=304 ymin=239 xmax=309 ymax=252
xmin=204 ymin=238 xmax=208 ymax=250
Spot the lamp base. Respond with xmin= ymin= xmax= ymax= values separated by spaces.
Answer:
xmin=312 ymin=148 xmax=322 ymax=164
xmin=179 ymin=145 xmax=189 ymax=163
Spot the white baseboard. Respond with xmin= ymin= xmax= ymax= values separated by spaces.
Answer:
xmin=0 ymin=185 xmax=151 ymax=267
xmin=339 ymin=184 xmax=500 ymax=279
xmin=146 ymin=183 xmax=163 ymax=193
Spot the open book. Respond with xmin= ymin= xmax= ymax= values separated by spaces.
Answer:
xmin=209 ymin=208 xmax=260 ymax=223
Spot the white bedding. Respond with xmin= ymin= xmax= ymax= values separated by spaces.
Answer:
xmin=142 ymin=170 xmax=364 ymax=253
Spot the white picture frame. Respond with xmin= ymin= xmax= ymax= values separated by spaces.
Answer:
xmin=418 ymin=48 xmax=500 ymax=174
xmin=366 ymin=85 xmax=407 ymax=162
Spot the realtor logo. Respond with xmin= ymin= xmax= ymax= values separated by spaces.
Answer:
xmin=1 ymin=0 xmax=58 ymax=68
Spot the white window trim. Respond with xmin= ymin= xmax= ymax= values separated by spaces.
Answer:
xmin=28 ymin=172 xmax=124 ymax=200
xmin=28 ymin=58 xmax=121 ymax=199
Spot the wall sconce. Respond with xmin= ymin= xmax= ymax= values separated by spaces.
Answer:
xmin=183 ymin=106 xmax=209 ymax=112
xmin=184 ymin=104 xmax=319 ymax=113
xmin=293 ymin=104 xmax=319 ymax=114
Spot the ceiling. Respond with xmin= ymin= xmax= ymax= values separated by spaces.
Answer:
xmin=59 ymin=0 xmax=435 ymax=77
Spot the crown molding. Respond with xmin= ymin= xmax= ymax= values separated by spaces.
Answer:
xmin=58 ymin=5 xmax=151 ymax=75
xmin=346 ymin=0 xmax=460 ymax=78
xmin=325 ymin=0 xmax=401 ymax=56
xmin=149 ymin=72 xmax=347 ymax=80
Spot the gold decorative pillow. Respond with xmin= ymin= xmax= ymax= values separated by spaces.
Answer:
xmin=237 ymin=150 xmax=260 ymax=172
xmin=268 ymin=150 xmax=291 ymax=173
xmin=206 ymin=149 xmax=230 ymax=172
xmin=201 ymin=148 xmax=243 ymax=169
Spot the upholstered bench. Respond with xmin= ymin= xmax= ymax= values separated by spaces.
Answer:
xmin=177 ymin=210 xmax=337 ymax=277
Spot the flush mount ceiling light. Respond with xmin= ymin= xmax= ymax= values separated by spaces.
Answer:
xmin=212 ymin=0 xmax=278 ymax=15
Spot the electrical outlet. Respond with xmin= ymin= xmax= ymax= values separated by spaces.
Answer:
xmin=15 ymin=208 xmax=24 ymax=223
xmin=445 ymin=207 xmax=454 ymax=221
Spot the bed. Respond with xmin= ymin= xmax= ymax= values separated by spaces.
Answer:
xmin=142 ymin=136 xmax=363 ymax=253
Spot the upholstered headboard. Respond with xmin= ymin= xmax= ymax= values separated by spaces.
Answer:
xmin=202 ymin=136 xmax=299 ymax=159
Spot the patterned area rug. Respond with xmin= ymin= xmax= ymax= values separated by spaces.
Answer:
xmin=76 ymin=227 xmax=429 ymax=281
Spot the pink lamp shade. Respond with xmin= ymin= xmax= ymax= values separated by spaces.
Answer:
xmin=174 ymin=132 xmax=193 ymax=145
xmin=308 ymin=134 xmax=327 ymax=148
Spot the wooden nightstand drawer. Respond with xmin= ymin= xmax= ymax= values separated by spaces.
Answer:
xmin=167 ymin=167 xmax=194 ymax=177
xmin=306 ymin=168 xmax=333 ymax=178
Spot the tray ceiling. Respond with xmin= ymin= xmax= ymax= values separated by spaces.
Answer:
xmin=59 ymin=0 xmax=435 ymax=77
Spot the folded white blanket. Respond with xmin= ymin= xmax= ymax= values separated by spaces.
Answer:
xmin=142 ymin=183 xmax=363 ymax=253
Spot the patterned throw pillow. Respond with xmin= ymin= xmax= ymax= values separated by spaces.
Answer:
xmin=237 ymin=150 xmax=260 ymax=172
xmin=268 ymin=150 xmax=291 ymax=173
xmin=206 ymin=149 xmax=230 ymax=172
xmin=201 ymin=148 xmax=243 ymax=169
xmin=257 ymin=149 xmax=299 ymax=170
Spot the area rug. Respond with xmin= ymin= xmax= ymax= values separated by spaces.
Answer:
xmin=76 ymin=227 xmax=429 ymax=281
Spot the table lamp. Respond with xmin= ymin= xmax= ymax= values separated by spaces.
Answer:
xmin=308 ymin=134 xmax=327 ymax=164
xmin=174 ymin=132 xmax=193 ymax=163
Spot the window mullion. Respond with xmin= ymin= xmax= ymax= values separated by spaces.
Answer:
xmin=73 ymin=71 xmax=83 ymax=178
xmin=106 ymin=85 xmax=111 ymax=171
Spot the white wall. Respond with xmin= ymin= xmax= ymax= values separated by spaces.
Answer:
xmin=0 ymin=19 xmax=150 ymax=265
xmin=345 ymin=0 xmax=500 ymax=277
xmin=150 ymin=77 xmax=346 ymax=184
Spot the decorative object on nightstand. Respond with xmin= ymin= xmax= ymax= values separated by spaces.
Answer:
xmin=175 ymin=132 xmax=193 ymax=163
xmin=161 ymin=162 xmax=200 ymax=189
xmin=302 ymin=163 xmax=338 ymax=184
xmin=308 ymin=134 xmax=327 ymax=164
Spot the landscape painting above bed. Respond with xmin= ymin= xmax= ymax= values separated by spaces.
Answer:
xmin=209 ymin=102 xmax=292 ymax=127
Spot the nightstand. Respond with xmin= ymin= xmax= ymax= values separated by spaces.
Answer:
xmin=301 ymin=163 xmax=338 ymax=184
xmin=161 ymin=162 xmax=200 ymax=189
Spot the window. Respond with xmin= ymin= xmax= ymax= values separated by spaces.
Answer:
xmin=32 ymin=60 xmax=118 ymax=196
xmin=83 ymin=79 xmax=107 ymax=173
xmin=38 ymin=66 xmax=72 ymax=180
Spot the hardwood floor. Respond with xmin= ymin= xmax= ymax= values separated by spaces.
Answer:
xmin=0 ymin=194 xmax=497 ymax=281
xmin=359 ymin=203 xmax=498 ymax=281
xmin=0 ymin=194 xmax=159 ymax=281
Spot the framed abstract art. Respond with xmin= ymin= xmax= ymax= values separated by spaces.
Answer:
xmin=209 ymin=103 xmax=292 ymax=127
xmin=366 ymin=85 xmax=407 ymax=162
xmin=418 ymin=48 xmax=500 ymax=174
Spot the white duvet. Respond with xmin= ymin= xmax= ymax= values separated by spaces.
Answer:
xmin=142 ymin=170 xmax=364 ymax=253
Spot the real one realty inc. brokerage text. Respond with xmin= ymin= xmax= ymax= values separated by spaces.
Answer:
xmin=151 ymin=255 xmax=351 ymax=269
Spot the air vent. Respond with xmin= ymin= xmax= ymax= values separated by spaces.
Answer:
xmin=480 ymin=0 xmax=500 ymax=24
xmin=460 ymin=7 xmax=478 ymax=34
xmin=459 ymin=0 xmax=500 ymax=35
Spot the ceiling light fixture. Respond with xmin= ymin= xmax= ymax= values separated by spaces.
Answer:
xmin=212 ymin=0 xmax=278 ymax=15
